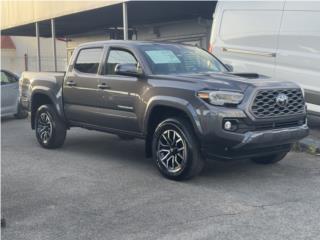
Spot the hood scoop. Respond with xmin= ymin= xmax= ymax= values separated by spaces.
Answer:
xmin=228 ymin=72 xmax=269 ymax=79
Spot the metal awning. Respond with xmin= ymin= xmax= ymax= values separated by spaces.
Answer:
xmin=1 ymin=1 xmax=216 ymax=72
xmin=1 ymin=1 xmax=216 ymax=37
xmin=1 ymin=0 xmax=124 ymax=32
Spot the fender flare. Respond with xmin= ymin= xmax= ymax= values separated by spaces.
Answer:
xmin=143 ymin=96 xmax=203 ymax=137
xmin=30 ymin=88 xmax=65 ymax=128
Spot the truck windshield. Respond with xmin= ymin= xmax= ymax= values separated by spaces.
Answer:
xmin=139 ymin=44 xmax=227 ymax=75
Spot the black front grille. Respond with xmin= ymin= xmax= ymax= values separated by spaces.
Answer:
xmin=251 ymin=88 xmax=305 ymax=118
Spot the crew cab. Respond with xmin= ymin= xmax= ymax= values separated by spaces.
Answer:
xmin=19 ymin=40 xmax=309 ymax=180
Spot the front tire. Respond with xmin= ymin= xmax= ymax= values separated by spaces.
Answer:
xmin=35 ymin=104 xmax=66 ymax=149
xmin=152 ymin=117 xmax=204 ymax=180
xmin=251 ymin=151 xmax=288 ymax=164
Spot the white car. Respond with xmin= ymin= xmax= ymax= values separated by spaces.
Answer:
xmin=210 ymin=1 xmax=320 ymax=117
xmin=1 ymin=70 xmax=27 ymax=118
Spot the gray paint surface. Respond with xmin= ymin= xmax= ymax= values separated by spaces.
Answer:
xmin=2 ymin=118 xmax=320 ymax=240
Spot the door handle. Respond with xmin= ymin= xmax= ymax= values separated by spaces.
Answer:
xmin=66 ymin=80 xmax=76 ymax=87
xmin=97 ymin=83 xmax=110 ymax=89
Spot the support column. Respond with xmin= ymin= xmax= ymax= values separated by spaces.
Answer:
xmin=35 ymin=22 xmax=41 ymax=71
xmin=122 ymin=2 xmax=128 ymax=40
xmin=51 ymin=19 xmax=57 ymax=72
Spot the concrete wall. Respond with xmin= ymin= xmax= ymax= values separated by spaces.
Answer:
xmin=1 ymin=36 xmax=67 ymax=74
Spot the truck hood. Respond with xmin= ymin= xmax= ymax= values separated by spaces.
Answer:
xmin=150 ymin=72 xmax=299 ymax=92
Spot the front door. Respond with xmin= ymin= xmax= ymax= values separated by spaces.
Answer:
xmin=99 ymin=48 xmax=142 ymax=133
xmin=63 ymin=47 xmax=104 ymax=126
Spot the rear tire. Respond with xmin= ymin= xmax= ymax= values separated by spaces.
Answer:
xmin=251 ymin=151 xmax=288 ymax=164
xmin=152 ymin=117 xmax=204 ymax=180
xmin=35 ymin=104 xmax=66 ymax=149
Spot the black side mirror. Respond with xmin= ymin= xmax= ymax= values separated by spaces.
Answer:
xmin=114 ymin=63 xmax=143 ymax=77
xmin=225 ymin=64 xmax=233 ymax=72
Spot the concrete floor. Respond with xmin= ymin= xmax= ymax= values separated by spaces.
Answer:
xmin=2 ymin=118 xmax=320 ymax=240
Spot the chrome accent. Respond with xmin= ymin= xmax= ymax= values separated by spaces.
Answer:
xmin=222 ymin=47 xmax=276 ymax=58
xmin=157 ymin=129 xmax=187 ymax=173
xmin=118 ymin=105 xmax=133 ymax=110
xmin=276 ymin=93 xmax=289 ymax=107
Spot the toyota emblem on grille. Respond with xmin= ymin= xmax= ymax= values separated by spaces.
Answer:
xmin=276 ymin=93 xmax=289 ymax=107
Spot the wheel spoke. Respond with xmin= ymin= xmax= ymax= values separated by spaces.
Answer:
xmin=177 ymin=147 xmax=185 ymax=152
xmin=171 ymin=155 xmax=176 ymax=169
xmin=39 ymin=127 xmax=47 ymax=134
xmin=160 ymin=151 xmax=170 ymax=162
xmin=166 ymin=130 xmax=172 ymax=145
xmin=159 ymin=138 xmax=170 ymax=148
xmin=174 ymin=155 xmax=181 ymax=168
xmin=166 ymin=155 xmax=173 ymax=169
xmin=37 ymin=112 xmax=53 ymax=144
xmin=175 ymin=138 xmax=182 ymax=145
xmin=172 ymin=131 xmax=177 ymax=142
xmin=159 ymin=149 xmax=170 ymax=154
xmin=161 ymin=134 xmax=171 ymax=146
xmin=40 ymin=131 xmax=46 ymax=141
xmin=177 ymin=152 xmax=184 ymax=160
xmin=157 ymin=128 xmax=187 ymax=173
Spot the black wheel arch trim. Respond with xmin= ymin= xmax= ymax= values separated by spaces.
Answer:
xmin=31 ymin=89 xmax=66 ymax=129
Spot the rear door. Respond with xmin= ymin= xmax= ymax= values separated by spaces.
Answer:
xmin=63 ymin=47 xmax=104 ymax=125
xmin=1 ymin=70 xmax=19 ymax=116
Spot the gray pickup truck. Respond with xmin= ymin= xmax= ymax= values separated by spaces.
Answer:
xmin=20 ymin=40 xmax=308 ymax=180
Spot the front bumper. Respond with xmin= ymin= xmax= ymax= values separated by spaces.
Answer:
xmin=199 ymin=107 xmax=309 ymax=160
xmin=231 ymin=124 xmax=309 ymax=150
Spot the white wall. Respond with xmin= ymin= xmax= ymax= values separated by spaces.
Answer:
xmin=134 ymin=18 xmax=212 ymax=48
xmin=1 ymin=36 xmax=67 ymax=74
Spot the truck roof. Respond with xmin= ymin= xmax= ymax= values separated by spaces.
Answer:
xmin=78 ymin=40 xmax=193 ymax=48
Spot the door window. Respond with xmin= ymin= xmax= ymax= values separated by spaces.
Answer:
xmin=103 ymin=49 xmax=137 ymax=75
xmin=1 ymin=71 xmax=17 ymax=85
xmin=74 ymin=48 xmax=103 ymax=74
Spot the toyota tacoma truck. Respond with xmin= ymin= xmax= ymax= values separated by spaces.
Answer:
xmin=19 ymin=40 xmax=309 ymax=180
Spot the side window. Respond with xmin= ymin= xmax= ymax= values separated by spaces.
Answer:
xmin=1 ymin=71 xmax=17 ymax=84
xmin=104 ymin=49 xmax=137 ymax=75
xmin=74 ymin=48 xmax=103 ymax=74
xmin=0 ymin=71 xmax=9 ymax=84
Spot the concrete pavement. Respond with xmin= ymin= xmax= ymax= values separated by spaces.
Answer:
xmin=2 ymin=118 xmax=320 ymax=240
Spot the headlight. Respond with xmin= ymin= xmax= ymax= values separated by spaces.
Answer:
xmin=197 ymin=90 xmax=244 ymax=106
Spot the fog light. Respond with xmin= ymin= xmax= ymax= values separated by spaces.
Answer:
xmin=224 ymin=121 xmax=232 ymax=130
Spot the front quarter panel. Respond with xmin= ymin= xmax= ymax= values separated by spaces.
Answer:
xmin=143 ymin=95 xmax=204 ymax=137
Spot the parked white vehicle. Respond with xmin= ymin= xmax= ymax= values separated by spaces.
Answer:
xmin=210 ymin=1 xmax=320 ymax=116
xmin=1 ymin=70 xmax=27 ymax=118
